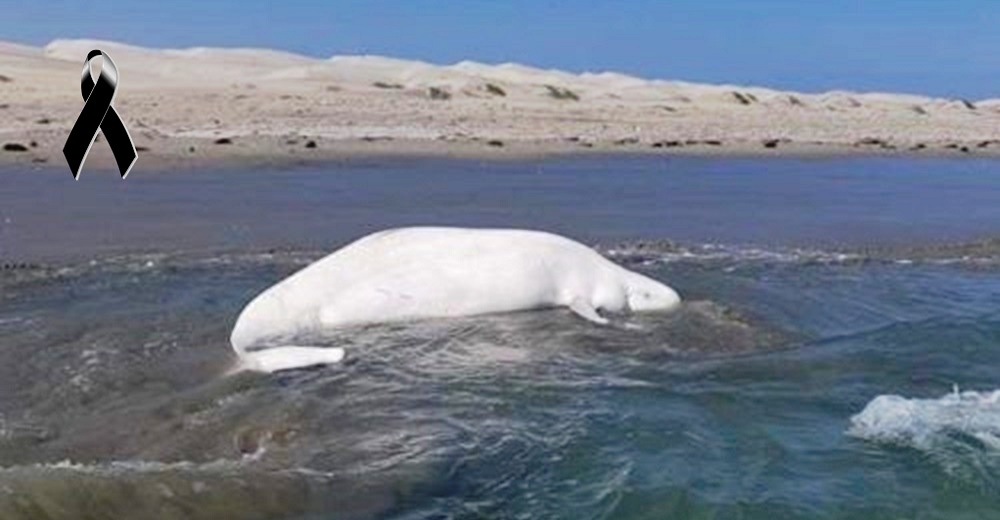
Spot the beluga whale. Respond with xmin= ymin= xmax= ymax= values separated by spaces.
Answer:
xmin=231 ymin=227 xmax=682 ymax=372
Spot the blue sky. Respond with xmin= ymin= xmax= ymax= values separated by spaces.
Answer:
xmin=5 ymin=0 xmax=999 ymax=98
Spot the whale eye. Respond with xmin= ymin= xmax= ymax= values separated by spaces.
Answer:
xmin=629 ymin=288 xmax=661 ymax=311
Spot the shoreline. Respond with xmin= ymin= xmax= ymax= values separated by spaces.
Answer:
xmin=4 ymin=132 xmax=1000 ymax=173
xmin=4 ymin=229 xmax=1000 ymax=271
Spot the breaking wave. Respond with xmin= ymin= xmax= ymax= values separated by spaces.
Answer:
xmin=849 ymin=388 xmax=1000 ymax=486
xmin=5 ymin=234 xmax=1000 ymax=294
xmin=604 ymin=237 xmax=1000 ymax=268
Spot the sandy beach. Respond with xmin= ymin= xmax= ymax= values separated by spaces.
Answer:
xmin=2 ymin=38 xmax=1000 ymax=170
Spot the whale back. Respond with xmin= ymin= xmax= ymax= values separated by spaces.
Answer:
xmin=230 ymin=227 xmax=682 ymax=370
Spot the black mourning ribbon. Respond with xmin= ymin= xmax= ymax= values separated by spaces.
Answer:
xmin=63 ymin=50 xmax=137 ymax=179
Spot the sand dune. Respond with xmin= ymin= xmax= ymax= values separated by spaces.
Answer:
xmin=1 ymin=38 xmax=999 ymax=169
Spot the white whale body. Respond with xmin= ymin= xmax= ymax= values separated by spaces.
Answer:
xmin=231 ymin=227 xmax=681 ymax=372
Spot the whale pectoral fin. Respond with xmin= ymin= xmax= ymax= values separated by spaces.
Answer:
xmin=569 ymin=298 xmax=609 ymax=325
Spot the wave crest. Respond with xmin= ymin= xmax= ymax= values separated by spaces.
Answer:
xmin=849 ymin=388 xmax=1000 ymax=485
xmin=849 ymin=389 xmax=1000 ymax=446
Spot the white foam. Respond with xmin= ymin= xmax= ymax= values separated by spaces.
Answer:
xmin=848 ymin=388 xmax=1000 ymax=449
xmin=0 ymin=456 xmax=335 ymax=480
xmin=605 ymin=242 xmax=864 ymax=266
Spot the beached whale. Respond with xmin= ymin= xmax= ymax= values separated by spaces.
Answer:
xmin=231 ymin=227 xmax=681 ymax=372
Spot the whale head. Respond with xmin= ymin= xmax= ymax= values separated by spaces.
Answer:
xmin=622 ymin=271 xmax=681 ymax=312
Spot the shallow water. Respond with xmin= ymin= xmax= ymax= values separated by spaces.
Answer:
xmin=2 ymin=157 xmax=1000 ymax=519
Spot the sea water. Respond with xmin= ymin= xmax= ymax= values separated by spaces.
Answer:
xmin=1 ymin=156 xmax=1000 ymax=519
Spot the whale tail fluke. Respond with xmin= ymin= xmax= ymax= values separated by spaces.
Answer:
xmin=237 ymin=346 xmax=346 ymax=373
